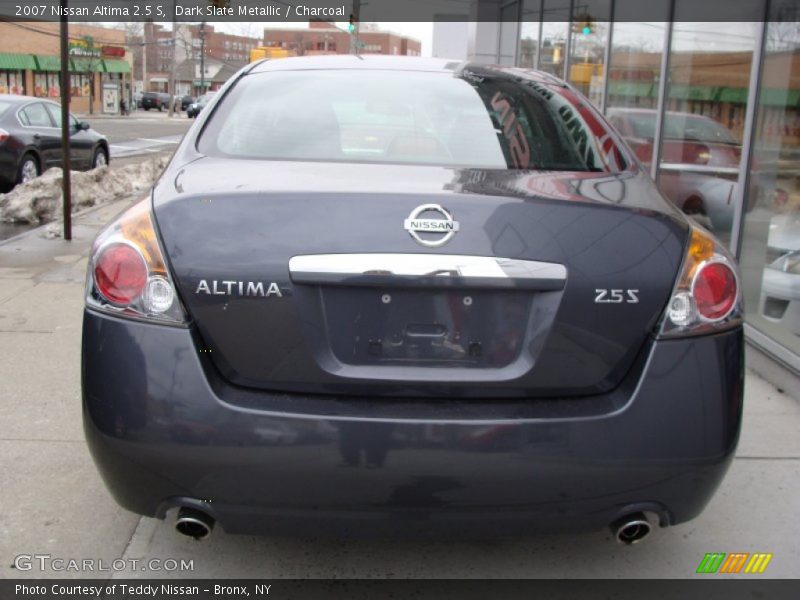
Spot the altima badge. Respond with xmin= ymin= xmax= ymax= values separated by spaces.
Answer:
xmin=403 ymin=204 xmax=459 ymax=247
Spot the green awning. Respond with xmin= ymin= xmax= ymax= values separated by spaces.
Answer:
xmin=33 ymin=55 xmax=62 ymax=71
xmin=102 ymin=59 xmax=130 ymax=74
xmin=608 ymin=81 xmax=654 ymax=98
xmin=0 ymin=52 xmax=36 ymax=70
xmin=70 ymin=57 xmax=101 ymax=72
xmin=668 ymin=84 xmax=716 ymax=101
xmin=760 ymin=88 xmax=800 ymax=107
xmin=717 ymin=87 xmax=749 ymax=104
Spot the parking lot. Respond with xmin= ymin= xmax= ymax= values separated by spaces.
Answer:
xmin=0 ymin=195 xmax=797 ymax=580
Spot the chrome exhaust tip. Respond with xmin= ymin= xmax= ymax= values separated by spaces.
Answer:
xmin=611 ymin=513 xmax=653 ymax=545
xmin=175 ymin=507 xmax=214 ymax=540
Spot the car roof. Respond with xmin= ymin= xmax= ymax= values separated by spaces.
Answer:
xmin=247 ymin=54 xmax=565 ymax=85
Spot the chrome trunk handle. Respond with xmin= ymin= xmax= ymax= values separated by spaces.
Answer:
xmin=288 ymin=254 xmax=567 ymax=291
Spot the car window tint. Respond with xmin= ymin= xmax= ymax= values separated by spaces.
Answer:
xmin=22 ymin=103 xmax=53 ymax=127
xmin=44 ymin=104 xmax=75 ymax=128
xmin=198 ymin=69 xmax=627 ymax=172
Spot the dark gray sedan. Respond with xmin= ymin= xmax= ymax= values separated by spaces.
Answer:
xmin=0 ymin=94 xmax=109 ymax=191
xmin=82 ymin=56 xmax=743 ymax=544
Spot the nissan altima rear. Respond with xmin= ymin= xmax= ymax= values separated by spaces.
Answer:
xmin=82 ymin=56 xmax=743 ymax=542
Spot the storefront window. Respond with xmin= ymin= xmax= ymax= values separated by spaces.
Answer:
xmin=656 ymin=17 xmax=762 ymax=247
xmin=539 ymin=0 xmax=571 ymax=78
xmin=70 ymin=73 xmax=92 ymax=97
xmin=33 ymin=72 xmax=60 ymax=98
xmin=739 ymin=13 xmax=800 ymax=360
xmin=0 ymin=69 xmax=25 ymax=95
xmin=519 ymin=1 xmax=541 ymax=69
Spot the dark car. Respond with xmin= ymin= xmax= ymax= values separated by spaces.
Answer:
xmin=180 ymin=95 xmax=195 ymax=111
xmin=0 ymin=94 xmax=109 ymax=191
xmin=186 ymin=92 xmax=216 ymax=118
xmin=82 ymin=57 xmax=743 ymax=543
xmin=141 ymin=91 xmax=171 ymax=111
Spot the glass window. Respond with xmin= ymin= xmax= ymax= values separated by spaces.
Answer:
xmin=539 ymin=0 xmax=571 ymax=78
xmin=566 ymin=0 xmax=611 ymax=107
xmin=656 ymin=17 xmax=762 ymax=247
xmin=21 ymin=102 xmax=54 ymax=127
xmin=0 ymin=70 xmax=25 ymax=95
xmin=519 ymin=1 xmax=541 ymax=69
xmin=44 ymin=103 xmax=78 ymax=129
xmin=739 ymin=12 xmax=800 ymax=359
xmin=198 ymin=69 xmax=627 ymax=172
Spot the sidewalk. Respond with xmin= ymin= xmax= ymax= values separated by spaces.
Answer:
xmin=0 ymin=202 xmax=798 ymax=578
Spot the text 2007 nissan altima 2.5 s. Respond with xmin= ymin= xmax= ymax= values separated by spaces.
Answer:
xmin=82 ymin=56 xmax=743 ymax=544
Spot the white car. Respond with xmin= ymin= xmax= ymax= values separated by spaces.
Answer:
xmin=760 ymin=212 xmax=800 ymax=335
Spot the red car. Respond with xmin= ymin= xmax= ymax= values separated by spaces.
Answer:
xmin=607 ymin=108 xmax=742 ymax=233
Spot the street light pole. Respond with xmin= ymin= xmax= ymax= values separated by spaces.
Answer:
xmin=168 ymin=2 xmax=177 ymax=117
xmin=199 ymin=22 xmax=206 ymax=96
xmin=59 ymin=0 xmax=72 ymax=241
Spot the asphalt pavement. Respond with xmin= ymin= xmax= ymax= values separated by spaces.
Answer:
xmin=79 ymin=110 xmax=193 ymax=160
xmin=0 ymin=198 xmax=798 ymax=580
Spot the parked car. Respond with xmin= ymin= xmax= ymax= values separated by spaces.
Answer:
xmin=140 ymin=91 xmax=171 ymax=111
xmin=186 ymin=92 xmax=216 ymax=118
xmin=760 ymin=209 xmax=800 ymax=335
xmin=607 ymin=108 xmax=742 ymax=233
xmin=83 ymin=56 xmax=743 ymax=543
xmin=180 ymin=95 xmax=195 ymax=111
xmin=0 ymin=94 xmax=109 ymax=191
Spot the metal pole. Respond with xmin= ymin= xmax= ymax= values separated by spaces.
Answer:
xmin=600 ymin=0 xmax=614 ymax=113
xmin=200 ymin=22 xmax=206 ymax=95
xmin=59 ymin=2 xmax=71 ymax=241
xmin=729 ymin=11 xmax=769 ymax=259
xmin=563 ymin=0 xmax=574 ymax=81
xmin=168 ymin=3 xmax=177 ymax=117
xmin=650 ymin=14 xmax=675 ymax=182
xmin=535 ymin=0 xmax=544 ymax=70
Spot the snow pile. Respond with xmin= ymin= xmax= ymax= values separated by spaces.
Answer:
xmin=0 ymin=155 xmax=170 ymax=224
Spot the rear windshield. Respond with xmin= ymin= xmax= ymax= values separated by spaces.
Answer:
xmin=197 ymin=69 xmax=627 ymax=171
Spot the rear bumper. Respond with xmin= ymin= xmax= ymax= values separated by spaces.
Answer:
xmin=82 ymin=310 xmax=744 ymax=538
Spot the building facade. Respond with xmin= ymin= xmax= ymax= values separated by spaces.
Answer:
xmin=0 ymin=22 xmax=131 ymax=114
xmin=262 ymin=21 xmax=421 ymax=57
xmin=127 ymin=23 xmax=260 ymax=94
xmin=450 ymin=0 xmax=800 ymax=372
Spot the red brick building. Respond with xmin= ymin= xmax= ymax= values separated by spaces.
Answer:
xmin=128 ymin=23 xmax=260 ymax=93
xmin=262 ymin=21 xmax=421 ymax=57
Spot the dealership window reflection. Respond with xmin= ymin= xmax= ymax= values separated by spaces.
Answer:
xmin=656 ymin=22 xmax=760 ymax=247
xmin=739 ymin=18 xmax=800 ymax=356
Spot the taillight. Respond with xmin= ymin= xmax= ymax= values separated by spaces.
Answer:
xmin=0 ymin=128 xmax=9 ymax=143
xmin=86 ymin=199 xmax=186 ymax=324
xmin=659 ymin=226 xmax=741 ymax=337
xmin=94 ymin=243 xmax=148 ymax=305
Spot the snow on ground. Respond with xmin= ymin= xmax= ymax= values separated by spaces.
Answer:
xmin=0 ymin=155 xmax=170 ymax=225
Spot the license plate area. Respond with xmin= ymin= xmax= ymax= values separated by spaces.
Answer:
xmin=322 ymin=287 xmax=531 ymax=368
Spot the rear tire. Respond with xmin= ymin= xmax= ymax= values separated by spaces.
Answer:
xmin=91 ymin=146 xmax=108 ymax=169
xmin=144 ymin=107 xmax=150 ymax=111
xmin=17 ymin=153 xmax=40 ymax=185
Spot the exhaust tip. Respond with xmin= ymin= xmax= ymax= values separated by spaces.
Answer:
xmin=175 ymin=507 xmax=214 ymax=540
xmin=611 ymin=513 xmax=652 ymax=545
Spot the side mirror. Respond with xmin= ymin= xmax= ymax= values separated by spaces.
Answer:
xmin=78 ymin=121 xmax=90 ymax=131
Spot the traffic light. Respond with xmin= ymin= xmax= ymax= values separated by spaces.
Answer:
xmin=348 ymin=14 xmax=356 ymax=34
xmin=571 ymin=17 xmax=594 ymax=35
